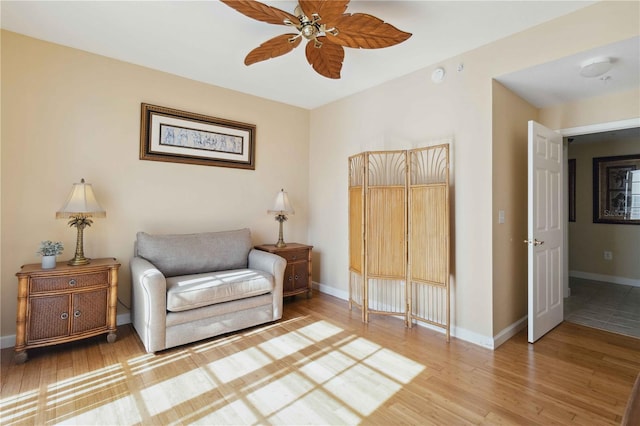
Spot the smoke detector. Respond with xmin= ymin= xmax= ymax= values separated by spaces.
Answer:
xmin=580 ymin=57 xmax=612 ymax=78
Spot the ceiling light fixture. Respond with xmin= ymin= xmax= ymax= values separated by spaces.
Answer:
xmin=579 ymin=56 xmax=612 ymax=78
xmin=220 ymin=0 xmax=412 ymax=79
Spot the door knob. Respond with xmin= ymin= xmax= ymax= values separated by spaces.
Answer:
xmin=523 ymin=239 xmax=544 ymax=246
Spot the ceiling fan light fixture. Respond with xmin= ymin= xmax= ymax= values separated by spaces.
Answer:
xmin=579 ymin=56 xmax=612 ymax=78
xmin=301 ymin=24 xmax=319 ymax=39
xmin=220 ymin=0 xmax=412 ymax=79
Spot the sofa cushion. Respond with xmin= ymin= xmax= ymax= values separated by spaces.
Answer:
xmin=165 ymin=269 xmax=274 ymax=312
xmin=136 ymin=228 xmax=252 ymax=277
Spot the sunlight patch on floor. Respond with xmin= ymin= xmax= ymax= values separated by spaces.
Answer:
xmin=128 ymin=351 xmax=191 ymax=375
xmin=364 ymin=348 xmax=425 ymax=384
xmin=46 ymin=371 xmax=126 ymax=406
xmin=192 ymin=398 xmax=259 ymax=425
xmin=257 ymin=331 xmax=315 ymax=360
xmin=324 ymin=362 xmax=403 ymax=416
xmin=207 ymin=346 xmax=273 ymax=383
xmin=0 ymin=389 xmax=39 ymax=422
xmin=269 ymin=388 xmax=361 ymax=425
xmin=295 ymin=320 xmax=343 ymax=342
xmin=58 ymin=395 xmax=142 ymax=425
xmin=1 ymin=318 xmax=427 ymax=425
xmin=140 ymin=368 xmax=218 ymax=416
xmin=247 ymin=371 xmax=316 ymax=416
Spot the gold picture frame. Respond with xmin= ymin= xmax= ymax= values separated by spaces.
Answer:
xmin=140 ymin=103 xmax=256 ymax=170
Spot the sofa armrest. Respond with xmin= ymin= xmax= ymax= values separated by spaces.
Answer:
xmin=248 ymin=249 xmax=286 ymax=320
xmin=130 ymin=256 xmax=168 ymax=353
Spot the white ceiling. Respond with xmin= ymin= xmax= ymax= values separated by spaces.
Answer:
xmin=4 ymin=0 xmax=633 ymax=110
xmin=497 ymin=36 xmax=640 ymax=108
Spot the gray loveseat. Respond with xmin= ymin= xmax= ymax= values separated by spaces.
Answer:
xmin=130 ymin=228 xmax=286 ymax=353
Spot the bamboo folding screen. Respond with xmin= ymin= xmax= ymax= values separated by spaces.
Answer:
xmin=348 ymin=144 xmax=450 ymax=340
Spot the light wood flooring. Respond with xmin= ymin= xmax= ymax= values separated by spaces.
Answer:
xmin=1 ymin=291 xmax=639 ymax=425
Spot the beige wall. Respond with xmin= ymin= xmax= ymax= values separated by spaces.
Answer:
xmin=308 ymin=1 xmax=639 ymax=345
xmin=491 ymin=81 xmax=538 ymax=335
xmin=567 ymin=136 xmax=640 ymax=280
xmin=1 ymin=31 xmax=310 ymax=337
xmin=540 ymin=89 xmax=640 ymax=130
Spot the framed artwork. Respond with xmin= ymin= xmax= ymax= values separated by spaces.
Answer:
xmin=140 ymin=103 xmax=256 ymax=169
xmin=568 ymin=159 xmax=576 ymax=222
xmin=592 ymin=154 xmax=640 ymax=224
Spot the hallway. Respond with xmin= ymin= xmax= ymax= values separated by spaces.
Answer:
xmin=564 ymin=277 xmax=640 ymax=339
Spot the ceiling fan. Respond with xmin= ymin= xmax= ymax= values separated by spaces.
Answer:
xmin=219 ymin=0 xmax=412 ymax=79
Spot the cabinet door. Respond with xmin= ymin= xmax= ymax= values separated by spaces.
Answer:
xmin=72 ymin=289 xmax=108 ymax=334
xmin=28 ymin=295 xmax=70 ymax=342
xmin=284 ymin=264 xmax=296 ymax=293
xmin=292 ymin=263 xmax=309 ymax=291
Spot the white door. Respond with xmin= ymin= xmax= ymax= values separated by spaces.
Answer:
xmin=527 ymin=120 xmax=564 ymax=343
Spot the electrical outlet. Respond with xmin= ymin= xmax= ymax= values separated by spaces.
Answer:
xmin=604 ymin=250 xmax=613 ymax=261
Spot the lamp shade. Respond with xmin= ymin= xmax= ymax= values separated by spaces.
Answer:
xmin=268 ymin=189 xmax=294 ymax=215
xmin=56 ymin=178 xmax=106 ymax=218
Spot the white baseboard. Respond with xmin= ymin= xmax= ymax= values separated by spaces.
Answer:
xmin=312 ymin=281 xmax=349 ymax=300
xmin=0 ymin=311 xmax=132 ymax=350
xmin=493 ymin=315 xmax=528 ymax=349
xmin=569 ymin=270 xmax=640 ymax=287
xmin=313 ymin=281 xmax=495 ymax=350
xmin=117 ymin=311 xmax=131 ymax=326
xmin=0 ymin=334 xmax=16 ymax=350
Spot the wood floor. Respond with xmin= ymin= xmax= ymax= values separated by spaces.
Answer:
xmin=1 ymin=291 xmax=639 ymax=425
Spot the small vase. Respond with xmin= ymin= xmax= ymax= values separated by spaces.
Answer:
xmin=41 ymin=255 xmax=56 ymax=269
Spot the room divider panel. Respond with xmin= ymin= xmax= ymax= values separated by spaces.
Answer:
xmin=408 ymin=145 xmax=450 ymax=340
xmin=348 ymin=144 xmax=450 ymax=340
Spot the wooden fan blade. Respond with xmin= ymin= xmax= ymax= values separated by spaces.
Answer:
xmin=330 ymin=13 xmax=412 ymax=49
xmin=245 ymin=34 xmax=302 ymax=66
xmin=220 ymin=0 xmax=299 ymax=26
xmin=299 ymin=0 xmax=349 ymax=26
xmin=305 ymin=37 xmax=344 ymax=79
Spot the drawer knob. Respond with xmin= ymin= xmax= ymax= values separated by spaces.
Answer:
xmin=68 ymin=279 xmax=77 ymax=286
xmin=60 ymin=312 xmax=69 ymax=320
xmin=288 ymin=276 xmax=293 ymax=281
xmin=74 ymin=310 xmax=81 ymax=318
xmin=295 ymin=275 xmax=299 ymax=280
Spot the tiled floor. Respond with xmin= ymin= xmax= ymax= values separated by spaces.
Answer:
xmin=564 ymin=277 xmax=640 ymax=339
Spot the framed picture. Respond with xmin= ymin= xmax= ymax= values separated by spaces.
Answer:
xmin=140 ymin=103 xmax=256 ymax=169
xmin=568 ymin=159 xmax=576 ymax=222
xmin=593 ymin=154 xmax=640 ymax=224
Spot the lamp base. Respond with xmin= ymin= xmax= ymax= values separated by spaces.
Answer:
xmin=68 ymin=218 xmax=91 ymax=266
xmin=275 ymin=215 xmax=287 ymax=248
xmin=68 ymin=256 xmax=90 ymax=266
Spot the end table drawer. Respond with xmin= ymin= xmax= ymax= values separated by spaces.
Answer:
xmin=31 ymin=271 xmax=108 ymax=293
xmin=280 ymin=249 xmax=308 ymax=263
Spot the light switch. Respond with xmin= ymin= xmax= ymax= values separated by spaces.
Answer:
xmin=498 ymin=210 xmax=505 ymax=224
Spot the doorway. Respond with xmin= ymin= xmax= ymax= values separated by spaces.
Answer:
xmin=559 ymin=120 xmax=640 ymax=338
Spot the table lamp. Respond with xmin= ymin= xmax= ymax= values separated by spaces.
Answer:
xmin=268 ymin=188 xmax=294 ymax=248
xmin=56 ymin=178 xmax=106 ymax=265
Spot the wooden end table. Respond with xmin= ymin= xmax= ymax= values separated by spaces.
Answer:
xmin=14 ymin=258 xmax=120 ymax=363
xmin=254 ymin=243 xmax=313 ymax=298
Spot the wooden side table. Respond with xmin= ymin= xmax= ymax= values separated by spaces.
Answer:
xmin=254 ymin=243 xmax=313 ymax=298
xmin=14 ymin=258 xmax=120 ymax=363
